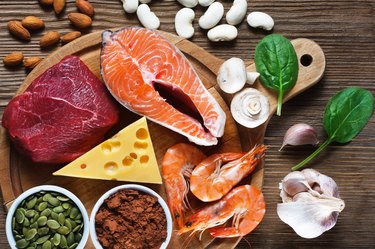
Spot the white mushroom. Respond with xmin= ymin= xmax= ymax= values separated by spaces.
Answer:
xmin=277 ymin=169 xmax=345 ymax=239
xmin=175 ymin=8 xmax=195 ymax=39
xmin=217 ymin=57 xmax=246 ymax=94
xmin=246 ymin=72 xmax=260 ymax=85
xmin=230 ymin=88 xmax=270 ymax=128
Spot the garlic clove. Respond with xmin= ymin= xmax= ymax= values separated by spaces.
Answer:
xmin=230 ymin=88 xmax=270 ymax=128
xmin=277 ymin=195 xmax=345 ymax=239
xmin=217 ymin=57 xmax=247 ymax=94
xmin=280 ymin=123 xmax=319 ymax=151
xmin=279 ymin=171 xmax=312 ymax=203
xmin=302 ymin=168 xmax=339 ymax=198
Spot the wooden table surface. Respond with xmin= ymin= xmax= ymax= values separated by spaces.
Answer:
xmin=1 ymin=1 xmax=374 ymax=248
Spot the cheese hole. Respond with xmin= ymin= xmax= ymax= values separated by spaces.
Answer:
xmin=130 ymin=153 xmax=138 ymax=159
xmin=140 ymin=155 xmax=149 ymax=164
xmin=101 ymin=140 xmax=121 ymax=154
xmin=136 ymin=128 xmax=148 ymax=140
xmin=80 ymin=164 xmax=87 ymax=169
xmin=104 ymin=162 xmax=118 ymax=175
xmin=134 ymin=141 xmax=148 ymax=149
xmin=122 ymin=156 xmax=133 ymax=166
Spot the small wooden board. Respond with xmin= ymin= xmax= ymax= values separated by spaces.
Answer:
xmin=0 ymin=29 xmax=325 ymax=249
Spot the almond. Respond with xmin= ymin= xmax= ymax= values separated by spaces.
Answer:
xmin=40 ymin=31 xmax=61 ymax=48
xmin=24 ymin=57 xmax=43 ymax=70
xmin=3 ymin=52 xmax=24 ymax=67
xmin=7 ymin=21 xmax=31 ymax=41
xmin=39 ymin=0 xmax=54 ymax=5
xmin=76 ymin=0 xmax=95 ymax=17
xmin=61 ymin=31 xmax=82 ymax=44
xmin=68 ymin=13 xmax=92 ymax=29
xmin=22 ymin=16 xmax=45 ymax=30
xmin=54 ymin=0 xmax=66 ymax=14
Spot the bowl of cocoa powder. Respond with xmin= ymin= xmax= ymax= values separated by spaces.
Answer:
xmin=90 ymin=184 xmax=172 ymax=249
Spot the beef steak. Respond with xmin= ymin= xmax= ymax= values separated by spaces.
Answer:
xmin=2 ymin=55 xmax=119 ymax=164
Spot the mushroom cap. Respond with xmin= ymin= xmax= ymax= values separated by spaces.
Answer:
xmin=217 ymin=57 xmax=247 ymax=94
xmin=230 ymin=88 xmax=270 ymax=128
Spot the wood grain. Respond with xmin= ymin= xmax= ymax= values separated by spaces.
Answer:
xmin=0 ymin=1 xmax=374 ymax=249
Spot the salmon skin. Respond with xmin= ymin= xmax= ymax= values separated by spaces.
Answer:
xmin=100 ymin=27 xmax=226 ymax=146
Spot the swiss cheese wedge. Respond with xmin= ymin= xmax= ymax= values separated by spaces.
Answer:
xmin=53 ymin=117 xmax=162 ymax=184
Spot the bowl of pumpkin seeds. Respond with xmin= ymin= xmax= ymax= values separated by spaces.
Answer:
xmin=6 ymin=185 xmax=89 ymax=249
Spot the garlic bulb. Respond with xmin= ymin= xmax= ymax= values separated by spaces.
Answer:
xmin=230 ymin=88 xmax=270 ymax=128
xmin=277 ymin=169 xmax=345 ymax=239
xmin=280 ymin=123 xmax=319 ymax=151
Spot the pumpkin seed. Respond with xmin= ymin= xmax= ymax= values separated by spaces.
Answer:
xmin=71 ymin=224 xmax=82 ymax=233
xmin=58 ymin=213 xmax=65 ymax=225
xmin=67 ymin=219 xmax=76 ymax=229
xmin=64 ymin=220 xmax=72 ymax=231
xmin=23 ymin=227 xmax=28 ymax=236
xmin=74 ymin=233 xmax=82 ymax=242
xmin=23 ymin=217 xmax=30 ymax=227
xmin=13 ymin=217 xmax=16 ymax=230
xmin=62 ymin=203 xmax=71 ymax=210
xmin=30 ymin=221 xmax=39 ymax=229
xmin=46 ymin=220 xmax=60 ymax=230
xmin=66 ymin=232 xmax=75 ymax=246
xmin=60 ymin=235 xmax=67 ymax=248
xmin=57 ymin=196 xmax=70 ymax=202
xmin=16 ymin=239 xmax=30 ymax=248
xmin=37 ymin=227 xmax=49 ymax=236
xmin=26 ymin=210 xmax=37 ymax=218
xmin=25 ymin=228 xmax=38 ymax=241
xmin=69 ymin=208 xmax=78 ymax=219
xmin=52 ymin=206 xmax=64 ymax=213
xmin=68 ymin=242 xmax=78 ymax=249
xmin=26 ymin=247 xmax=36 ymax=249
xmin=37 ymin=202 xmax=48 ymax=212
xmin=52 ymin=233 xmax=61 ymax=246
xmin=40 ymin=208 xmax=51 ymax=218
xmin=15 ymin=234 xmax=23 ymax=240
xmin=42 ymin=194 xmax=52 ymax=202
xmin=47 ymin=197 xmax=60 ymax=207
xmin=37 ymin=216 xmax=48 ymax=226
xmin=26 ymin=197 xmax=38 ymax=209
xmin=36 ymin=235 xmax=50 ymax=244
xmin=75 ymin=214 xmax=82 ymax=221
xmin=50 ymin=212 xmax=59 ymax=221
xmin=42 ymin=240 xmax=52 ymax=249
xmin=57 ymin=226 xmax=70 ymax=235
xmin=16 ymin=209 xmax=25 ymax=223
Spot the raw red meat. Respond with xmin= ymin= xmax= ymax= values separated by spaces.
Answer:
xmin=2 ymin=55 xmax=119 ymax=164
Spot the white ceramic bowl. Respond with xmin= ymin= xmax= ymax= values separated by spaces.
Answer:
xmin=6 ymin=185 xmax=89 ymax=249
xmin=90 ymin=184 xmax=173 ymax=249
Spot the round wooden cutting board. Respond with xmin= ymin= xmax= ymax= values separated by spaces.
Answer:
xmin=0 ymin=29 xmax=325 ymax=249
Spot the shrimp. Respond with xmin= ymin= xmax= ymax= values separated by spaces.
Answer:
xmin=190 ymin=144 xmax=266 ymax=202
xmin=161 ymin=143 xmax=206 ymax=229
xmin=178 ymin=185 xmax=266 ymax=238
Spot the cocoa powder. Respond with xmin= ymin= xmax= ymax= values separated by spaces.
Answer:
xmin=95 ymin=189 xmax=167 ymax=249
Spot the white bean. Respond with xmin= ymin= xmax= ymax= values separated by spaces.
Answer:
xmin=198 ymin=0 xmax=215 ymax=7
xmin=139 ymin=0 xmax=151 ymax=3
xmin=137 ymin=4 xmax=160 ymax=29
xmin=207 ymin=24 xmax=237 ymax=41
xmin=122 ymin=0 xmax=139 ymax=13
xmin=198 ymin=2 xmax=224 ymax=29
xmin=247 ymin=11 xmax=274 ymax=31
xmin=177 ymin=0 xmax=198 ymax=8
xmin=226 ymin=0 xmax=247 ymax=25
xmin=175 ymin=8 xmax=195 ymax=39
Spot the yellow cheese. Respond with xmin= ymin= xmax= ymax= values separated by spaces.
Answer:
xmin=53 ymin=117 xmax=162 ymax=184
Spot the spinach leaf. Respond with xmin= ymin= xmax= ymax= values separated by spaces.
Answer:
xmin=292 ymin=87 xmax=374 ymax=170
xmin=254 ymin=34 xmax=299 ymax=116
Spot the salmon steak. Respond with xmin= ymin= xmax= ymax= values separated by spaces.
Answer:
xmin=100 ymin=27 xmax=226 ymax=146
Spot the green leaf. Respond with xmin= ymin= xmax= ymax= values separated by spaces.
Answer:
xmin=254 ymin=34 xmax=299 ymax=116
xmin=292 ymin=87 xmax=374 ymax=170
xmin=323 ymin=87 xmax=374 ymax=143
